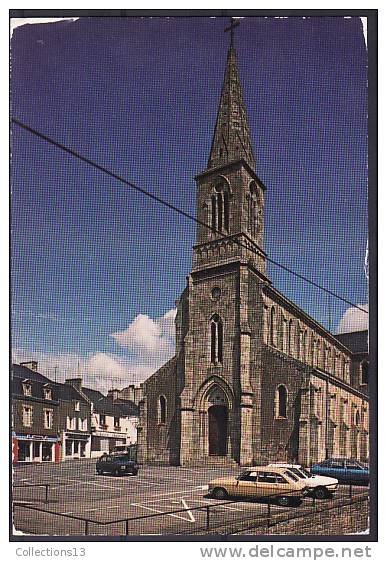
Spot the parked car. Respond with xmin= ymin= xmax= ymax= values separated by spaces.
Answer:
xmin=310 ymin=458 xmax=369 ymax=485
xmin=96 ymin=453 xmax=139 ymax=476
xmin=208 ymin=466 xmax=309 ymax=506
xmin=268 ymin=463 xmax=338 ymax=499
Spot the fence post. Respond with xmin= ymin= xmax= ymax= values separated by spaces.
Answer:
xmin=349 ymin=484 xmax=353 ymax=499
xmin=45 ymin=485 xmax=49 ymax=503
xmin=206 ymin=506 xmax=210 ymax=531
xmin=125 ymin=519 xmax=129 ymax=535
xmin=85 ymin=520 xmax=89 ymax=536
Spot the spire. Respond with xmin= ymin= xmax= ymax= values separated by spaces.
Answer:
xmin=207 ymin=27 xmax=256 ymax=171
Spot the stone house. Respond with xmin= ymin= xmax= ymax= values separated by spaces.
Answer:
xmin=11 ymin=362 xmax=61 ymax=463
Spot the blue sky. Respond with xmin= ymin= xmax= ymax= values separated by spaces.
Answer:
xmin=11 ymin=16 xmax=368 ymax=391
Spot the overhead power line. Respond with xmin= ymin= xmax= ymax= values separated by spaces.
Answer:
xmin=11 ymin=118 xmax=368 ymax=315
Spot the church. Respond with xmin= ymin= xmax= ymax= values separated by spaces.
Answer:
xmin=137 ymin=23 xmax=369 ymax=468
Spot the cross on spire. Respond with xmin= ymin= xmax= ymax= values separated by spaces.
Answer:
xmin=207 ymin=17 xmax=255 ymax=171
xmin=224 ymin=17 xmax=240 ymax=48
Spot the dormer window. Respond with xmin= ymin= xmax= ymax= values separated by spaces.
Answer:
xmin=22 ymin=380 xmax=32 ymax=397
xmin=44 ymin=386 xmax=52 ymax=400
xmin=75 ymin=401 xmax=80 ymax=412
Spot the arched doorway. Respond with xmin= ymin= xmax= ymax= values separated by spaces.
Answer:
xmin=208 ymin=405 xmax=228 ymax=456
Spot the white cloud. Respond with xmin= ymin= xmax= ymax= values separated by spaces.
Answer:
xmin=12 ymin=308 xmax=177 ymax=393
xmin=12 ymin=348 xmax=156 ymax=394
xmin=111 ymin=309 xmax=176 ymax=356
xmin=336 ymin=304 xmax=368 ymax=334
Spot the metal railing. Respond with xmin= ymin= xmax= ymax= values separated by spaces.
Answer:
xmin=12 ymin=484 xmax=369 ymax=536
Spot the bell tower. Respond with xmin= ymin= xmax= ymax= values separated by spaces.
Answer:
xmin=193 ymin=22 xmax=268 ymax=279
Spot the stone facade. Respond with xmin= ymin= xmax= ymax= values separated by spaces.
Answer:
xmin=137 ymin=38 xmax=369 ymax=467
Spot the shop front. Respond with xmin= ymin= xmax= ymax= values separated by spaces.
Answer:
xmin=12 ymin=433 xmax=60 ymax=464
xmin=62 ymin=431 xmax=91 ymax=460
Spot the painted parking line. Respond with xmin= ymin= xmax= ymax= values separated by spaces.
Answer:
xmin=135 ymin=486 xmax=207 ymax=501
xmin=185 ymin=497 xmax=244 ymax=512
xmin=131 ymin=502 xmax=196 ymax=523
xmin=63 ymin=478 xmax=125 ymax=491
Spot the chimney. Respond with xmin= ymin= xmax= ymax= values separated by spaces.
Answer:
xmin=20 ymin=361 xmax=38 ymax=372
xmin=107 ymin=389 xmax=120 ymax=401
xmin=65 ymin=377 xmax=82 ymax=391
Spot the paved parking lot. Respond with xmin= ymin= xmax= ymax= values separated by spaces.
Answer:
xmin=12 ymin=459 xmax=368 ymax=537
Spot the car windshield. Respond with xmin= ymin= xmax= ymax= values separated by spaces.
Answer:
xmin=289 ymin=467 xmax=307 ymax=479
xmin=115 ymin=456 xmax=130 ymax=463
xmin=298 ymin=466 xmax=311 ymax=477
xmin=237 ymin=471 xmax=249 ymax=480
xmin=284 ymin=470 xmax=299 ymax=482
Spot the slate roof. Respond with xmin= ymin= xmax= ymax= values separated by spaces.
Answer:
xmin=11 ymin=364 xmax=138 ymax=415
xmin=12 ymin=364 xmax=88 ymax=403
xmin=82 ymin=387 xmax=138 ymax=417
xmin=334 ymin=330 xmax=368 ymax=355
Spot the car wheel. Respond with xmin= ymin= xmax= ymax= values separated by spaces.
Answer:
xmin=277 ymin=496 xmax=291 ymax=507
xmin=314 ymin=487 xmax=328 ymax=500
xmin=212 ymin=487 xmax=228 ymax=500
xmin=132 ymin=470 xmax=138 ymax=476
xmin=96 ymin=469 xmax=102 ymax=475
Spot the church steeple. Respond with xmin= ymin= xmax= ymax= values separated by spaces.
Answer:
xmin=207 ymin=35 xmax=256 ymax=171
xmin=193 ymin=19 xmax=267 ymax=279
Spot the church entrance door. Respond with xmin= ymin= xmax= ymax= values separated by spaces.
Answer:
xmin=208 ymin=405 xmax=228 ymax=456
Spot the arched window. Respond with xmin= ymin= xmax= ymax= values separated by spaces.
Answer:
xmin=288 ymin=319 xmax=293 ymax=355
xmin=282 ymin=318 xmax=287 ymax=353
xmin=298 ymin=328 xmax=304 ymax=361
xmin=275 ymin=385 xmax=288 ymax=418
xmin=158 ymin=395 xmax=167 ymax=424
xmin=361 ymin=361 xmax=369 ymax=385
xmin=248 ymin=182 xmax=259 ymax=237
xmin=312 ymin=339 xmax=317 ymax=367
xmin=270 ymin=306 xmax=276 ymax=346
xmin=210 ymin=314 xmax=223 ymax=364
xmin=211 ymin=180 xmax=230 ymax=233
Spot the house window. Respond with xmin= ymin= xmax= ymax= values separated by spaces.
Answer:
xmin=100 ymin=414 xmax=106 ymax=427
xmin=80 ymin=418 xmax=87 ymax=431
xmin=22 ymin=382 xmax=32 ymax=397
xmin=43 ymin=409 xmax=53 ymax=429
xmin=114 ymin=417 xmax=120 ymax=429
xmin=22 ymin=405 xmax=33 ymax=427
xmin=275 ymin=385 xmax=288 ymax=419
xmin=43 ymin=387 xmax=52 ymax=400
xmin=210 ymin=314 xmax=223 ymax=363
xmin=67 ymin=417 xmax=76 ymax=430
xmin=158 ymin=395 xmax=167 ymax=424
xmin=361 ymin=361 xmax=369 ymax=385
xmin=75 ymin=401 xmax=80 ymax=412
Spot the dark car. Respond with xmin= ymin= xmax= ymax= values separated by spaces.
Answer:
xmin=310 ymin=458 xmax=369 ymax=485
xmin=96 ymin=454 xmax=139 ymax=476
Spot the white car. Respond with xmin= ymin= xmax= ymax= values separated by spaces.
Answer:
xmin=268 ymin=463 xmax=338 ymax=499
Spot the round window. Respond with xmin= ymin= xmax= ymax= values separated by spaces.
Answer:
xmin=211 ymin=287 xmax=221 ymax=301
